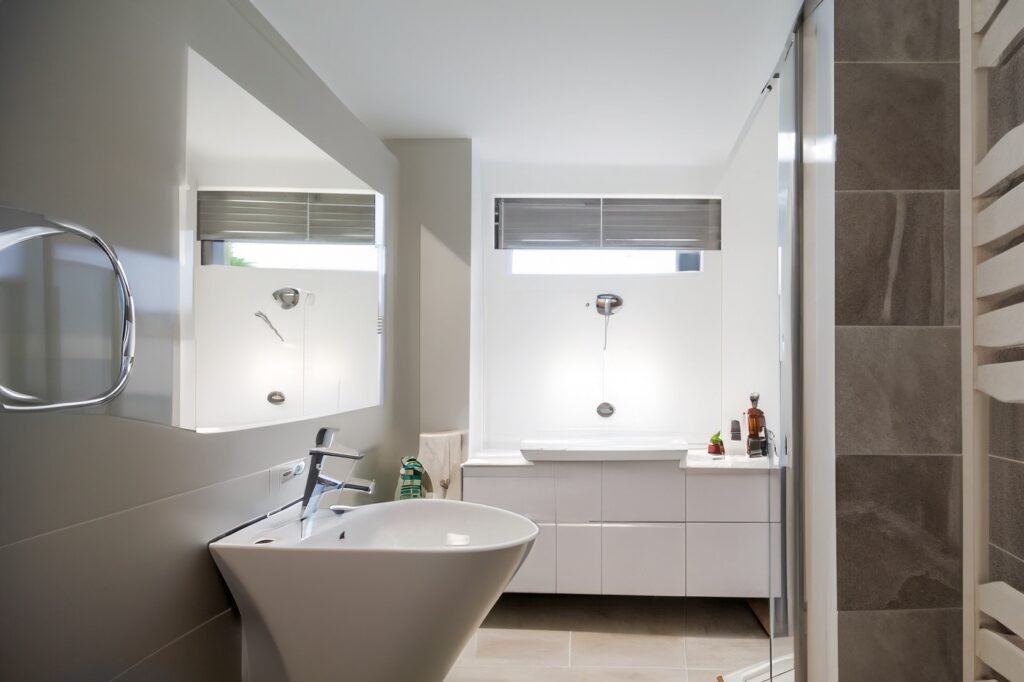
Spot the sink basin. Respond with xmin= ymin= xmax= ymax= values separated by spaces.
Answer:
xmin=210 ymin=499 xmax=538 ymax=682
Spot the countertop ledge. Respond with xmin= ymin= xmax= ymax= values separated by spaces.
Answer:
xmin=463 ymin=450 xmax=776 ymax=471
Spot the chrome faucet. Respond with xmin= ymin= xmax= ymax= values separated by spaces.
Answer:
xmin=300 ymin=427 xmax=369 ymax=521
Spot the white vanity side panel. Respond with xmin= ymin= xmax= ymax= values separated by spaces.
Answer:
xmin=507 ymin=523 xmax=556 ymax=593
xmin=556 ymin=524 xmax=602 ymax=594
xmin=685 ymin=471 xmax=770 ymax=522
xmin=555 ymin=463 xmax=602 ymax=523
xmin=462 ymin=476 xmax=555 ymax=523
xmin=602 ymin=461 xmax=685 ymax=522
xmin=769 ymin=468 xmax=782 ymax=523
xmin=770 ymin=521 xmax=783 ymax=596
xmin=686 ymin=522 xmax=770 ymax=598
xmin=601 ymin=523 xmax=685 ymax=596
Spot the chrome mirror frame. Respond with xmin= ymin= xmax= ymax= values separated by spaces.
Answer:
xmin=0 ymin=207 xmax=136 ymax=412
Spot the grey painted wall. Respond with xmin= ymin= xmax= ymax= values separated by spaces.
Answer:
xmin=832 ymin=1 xmax=962 ymax=679
xmin=0 ymin=1 xmax=418 ymax=679
xmin=387 ymin=139 xmax=473 ymax=434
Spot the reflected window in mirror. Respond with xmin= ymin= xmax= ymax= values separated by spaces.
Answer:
xmin=188 ymin=189 xmax=384 ymax=432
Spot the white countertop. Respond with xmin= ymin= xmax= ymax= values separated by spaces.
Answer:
xmin=463 ymin=448 xmax=776 ymax=472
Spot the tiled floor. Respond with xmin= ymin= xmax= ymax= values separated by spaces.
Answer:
xmin=446 ymin=595 xmax=773 ymax=682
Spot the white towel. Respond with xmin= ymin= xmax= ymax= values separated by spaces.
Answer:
xmin=417 ymin=430 xmax=467 ymax=500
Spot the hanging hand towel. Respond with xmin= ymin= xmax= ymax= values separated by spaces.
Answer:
xmin=396 ymin=456 xmax=425 ymax=500
xmin=417 ymin=430 xmax=467 ymax=500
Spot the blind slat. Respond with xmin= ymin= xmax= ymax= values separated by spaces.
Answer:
xmin=495 ymin=197 xmax=721 ymax=250
xmin=198 ymin=190 xmax=376 ymax=244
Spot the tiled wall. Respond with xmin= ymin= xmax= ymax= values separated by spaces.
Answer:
xmin=833 ymin=1 xmax=962 ymax=679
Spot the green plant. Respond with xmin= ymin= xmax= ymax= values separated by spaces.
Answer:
xmin=224 ymin=243 xmax=252 ymax=267
xmin=709 ymin=431 xmax=724 ymax=447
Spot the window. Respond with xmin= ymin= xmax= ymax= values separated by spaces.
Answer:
xmin=495 ymin=196 xmax=718 ymax=274
xmin=197 ymin=190 xmax=379 ymax=271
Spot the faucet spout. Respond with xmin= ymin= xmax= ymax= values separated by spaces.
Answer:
xmin=300 ymin=428 xmax=365 ymax=522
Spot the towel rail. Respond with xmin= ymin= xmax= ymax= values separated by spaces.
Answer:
xmin=0 ymin=207 xmax=136 ymax=412
xmin=965 ymin=1 xmax=1024 ymax=679
xmin=977 ymin=629 xmax=1024 ymax=682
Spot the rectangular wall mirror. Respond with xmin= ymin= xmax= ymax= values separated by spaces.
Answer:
xmin=176 ymin=51 xmax=384 ymax=432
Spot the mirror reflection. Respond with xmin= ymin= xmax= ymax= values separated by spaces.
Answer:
xmin=180 ymin=51 xmax=384 ymax=432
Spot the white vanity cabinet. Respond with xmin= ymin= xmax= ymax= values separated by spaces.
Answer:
xmin=601 ymin=461 xmax=685 ymax=522
xmin=685 ymin=468 xmax=776 ymax=598
xmin=556 ymin=524 xmax=602 ymax=593
xmin=508 ymin=523 xmax=556 ymax=593
xmin=602 ymin=523 xmax=686 ymax=596
xmin=463 ymin=463 xmax=558 ymax=593
xmin=463 ymin=457 xmax=775 ymax=598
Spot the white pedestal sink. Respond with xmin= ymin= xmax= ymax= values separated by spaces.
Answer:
xmin=210 ymin=499 xmax=538 ymax=682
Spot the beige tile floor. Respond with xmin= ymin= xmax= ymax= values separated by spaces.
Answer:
xmin=446 ymin=595 xmax=773 ymax=682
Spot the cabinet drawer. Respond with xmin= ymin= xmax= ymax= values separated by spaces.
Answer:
xmin=601 ymin=523 xmax=685 ymax=596
xmin=507 ymin=523 xmax=555 ymax=593
xmin=463 ymin=476 xmax=555 ymax=522
xmin=602 ymin=462 xmax=685 ymax=522
xmin=685 ymin=471 xmax=769 ymax=522
xmin=556 ymin=524 xmax=602 ymax=594
xmin=685 ymin=522 xmax=769 ymax=598
xmin=555 ymin=463 xmax=602 ymax=523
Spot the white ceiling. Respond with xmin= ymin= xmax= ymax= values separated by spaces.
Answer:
xmin=253 ymin=0 xmax=800 ymax=169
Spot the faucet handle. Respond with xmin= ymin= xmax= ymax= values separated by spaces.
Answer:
xmin=341 ymin=477 xmax=375 ymax=494
xmin=309 ymin=446 xmax=363 ymax=462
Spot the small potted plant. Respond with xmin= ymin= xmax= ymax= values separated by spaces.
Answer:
xmin=707 ymin=431 xmax=725 ymax=456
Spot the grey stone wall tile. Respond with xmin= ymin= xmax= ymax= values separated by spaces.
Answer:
xmin=838 ymin=609 xmax=961 ymax=681
xmin=990 ymin=544 xmax=1024 ymax=595
xmin=836 ymin=326 xmax=961 ymax=455
xmin=988 ymin=42 xmax=1024 ymax=152
xmin=836 ymin=191 xmax=957 ymax=325
xmin=990 ymin=398 xmax=1024 ymax=462
xmin=837 ymin=455 xmax=962 ymax=610
xmin=835 ymin=0 xmax=958 ymax=62
xmin=990 ymin=456 xmax=1024 ymax=559
xmin=836 ymin=63 xmax=959 ymax=191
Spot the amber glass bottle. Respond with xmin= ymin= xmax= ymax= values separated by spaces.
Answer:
xmin=746 ymin=392 xmax=767 ymax=456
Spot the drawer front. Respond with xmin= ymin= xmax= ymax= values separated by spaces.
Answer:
xmin=602 ymin=461 xmax=685 ymax=522
xmin=463 ymin=476 xmax=555 ymax=522
xmin=556 ymin=524 xmax=602 ymax=594
xmin=555 ymin=463 xmax=602 ymax=523
xmin=601 ymin=523 xmax=685 ymax=596
xmin=685 ymin=522 xmax=770 ymax=598
xmin=507 ymin=523 xmax=555 ymax=593
xmin=685 ymin=471 xmax=770 ymax=522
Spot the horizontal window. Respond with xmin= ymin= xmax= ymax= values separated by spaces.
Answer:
xmin=197 ymin=190 xmax=377 ymax=244
xmin=495 ymin=197 xmax=721 ymax=251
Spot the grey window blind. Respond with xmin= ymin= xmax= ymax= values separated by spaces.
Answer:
xmin=197 ymin=191 xmax=375 ymax=244
xmin=495 ymin=197 xmax=721 ymax=250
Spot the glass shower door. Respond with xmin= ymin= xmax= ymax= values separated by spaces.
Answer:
xmin=771 ymin=23 xmax=802 ymax=682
